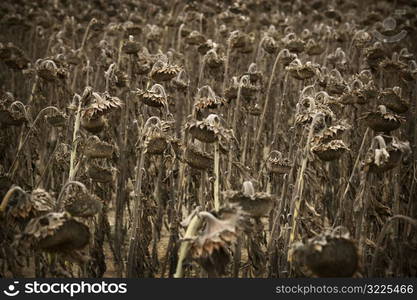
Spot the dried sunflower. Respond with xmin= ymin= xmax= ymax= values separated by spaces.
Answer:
xmin=82 ymin=90 xmax=122 ymax=119
xmin=89 ymin=18 xmax=104 ymax=32
xmin=327 ymin=48 xmax=348 ymax=71
xmin=364 ymin=42 xmax=386 ymax=70
xmin=35 ymin=58 xmax=68 ymax=82
xmin=277 ymin=48 xmax=297 ymax=67
xmin=0 ymin=96 xmax=26 ymax=128
xmin=242 ymin=104 xmax=262 ymax=116
xmin=292 ymin=228 xmax=358 ymax=277
xmin=286 ymin=59 xmax=319 ymax=80
xmin=218 ymin=10 xmax=236 ymax=24
xmin=224 ymin=77 xmax=240 ymax=102
xmin=399 ymin=47 xmax=414 ymax=62
xmin=319 ymin=69 xmax=348 ymax=96
xmin=194 ymin=85 xmax=227 ymax=112
xmin=305 ymin=38 xmax=325 ymax=56
xmin=146 ymin=24 xmax=163 ymax=43
xmin=185 ymin=30 xmax=206 ymax=46
xmin=186 ymin=114 xmax=232 ymax=144
xmin=135 ymin=84 xmax=169 ymax=108
xmin=189 ymin=205 xmax=247 ymax=277
xmin=245 ymin=63 xmax=263 ymax=85
xmin=16 ymin=212 xmax=90 ymax=253
xmin=362 ymin=105 xmax=403 ymax=133
xmin=81 ymin=115 xmax=106 ymax=134
xmin=198 ymin=39 xmax=215 ymax=56
xmin=355 ymin=80 xmax=378 ymax=103
xmin=142 ymin=118 xmax=172 ymax=155
xmin=378 ymin=87 xmax=409 ymax=114
xmin=313 ymin=121 xmax=350 ymax=143
xmin=400 ymin=60 xmax=417 ymax=82
xmin=45 ymin=109 xmax=68 ymax=127
xmin=123 ymin=21 xmax=142 ymax=36
xmin=179 ymin=24 xmax=192 ymax=38
xmin=204 ymin=49 xmax=225 ymax=70
xmin=311 ymin=139 xmax=350 ymax=162
xmin=110 ymin=68 xmax=128 ymax=88
xmin=339 ymin=81 xmax=368 ymax=105
xmin=150 ymin=56 xmax=181 ymax=82
xmin=64 ymin=191 xmax=102 ymax=218
xmin=122 ymin=35 xmax=141 ymax=54
xmin=0 ymin=42 xmax=29 ymax=70
xmin=54 ymin=143 xmax=71 ymax=170
xmin=281 ymin=32 xmax=305 ymax=53
xmin=261 ymin=35 xmax=279 ymax=54
xmin=172 ymin=70 xmax=189 ymax=92
xmin=229 ymin=30 xmax=252 ymax=50
xmin=86 ymin=164 xmax=114 ymax=183
xmin=184 ymin=142 xmax=213 ymax=170
xmin=84 ymin=136 xmax=114 ymax=159
xmin=352 ymin=30 xmax=372 ymax=49
xmin=224 ymin=76 xmax=258 ymax=103
xmin=379 ymin=52 xmax=407 ymax=74
xmin=239 ymin=75 xmax=260 ymax=100
xmin=222 ymin=181 xmax=274 ymax=218
xmin=295 ymin=97 xmax=335 ymax=127
xmin=324 ymin=8 xmax=342 ymax=22
xmin=7 ymin=188 xmax=54 ymax=220
xmin=266 ymin=151 xmax=293 ymax=175
xmin=135 ymin=48 xmax=154 ymax=75
xmin=364 ymin=135 xmax=410 ymax=173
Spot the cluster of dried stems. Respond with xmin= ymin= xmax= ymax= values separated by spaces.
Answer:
xmin=0 ymin=0 xmax=417 ymax=278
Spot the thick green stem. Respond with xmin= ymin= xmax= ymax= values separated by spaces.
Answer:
xmin=174 ymin=215 xmax=202 ymax=278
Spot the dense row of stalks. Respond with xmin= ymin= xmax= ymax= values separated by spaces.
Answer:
xmin=1 ymin=0 xmax=417 ymax=278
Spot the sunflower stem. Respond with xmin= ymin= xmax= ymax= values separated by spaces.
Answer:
xmin=0 ymin=186 xmax=26 ymax=213
xmin=251 ymin=49 xmax=286 ymax=167
xmin=226 ymin=77 xmax=244 ymax=185
xmin=174 ymin=215 xmax=202 ymax=278
xmin=287 ymin=113 xmax=321 ymax=268
xmin=126 ymin=147 xmax=145 ymax=277
xmin=214 ymin=141 xmax=220 ymax=211
xmin=9 ymin=106 xmax=61 ymax=179
xmin=68 ymin=96 xmax=82 ymax=181
xmin=370 ymin=215 xmax=417 ymax=276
